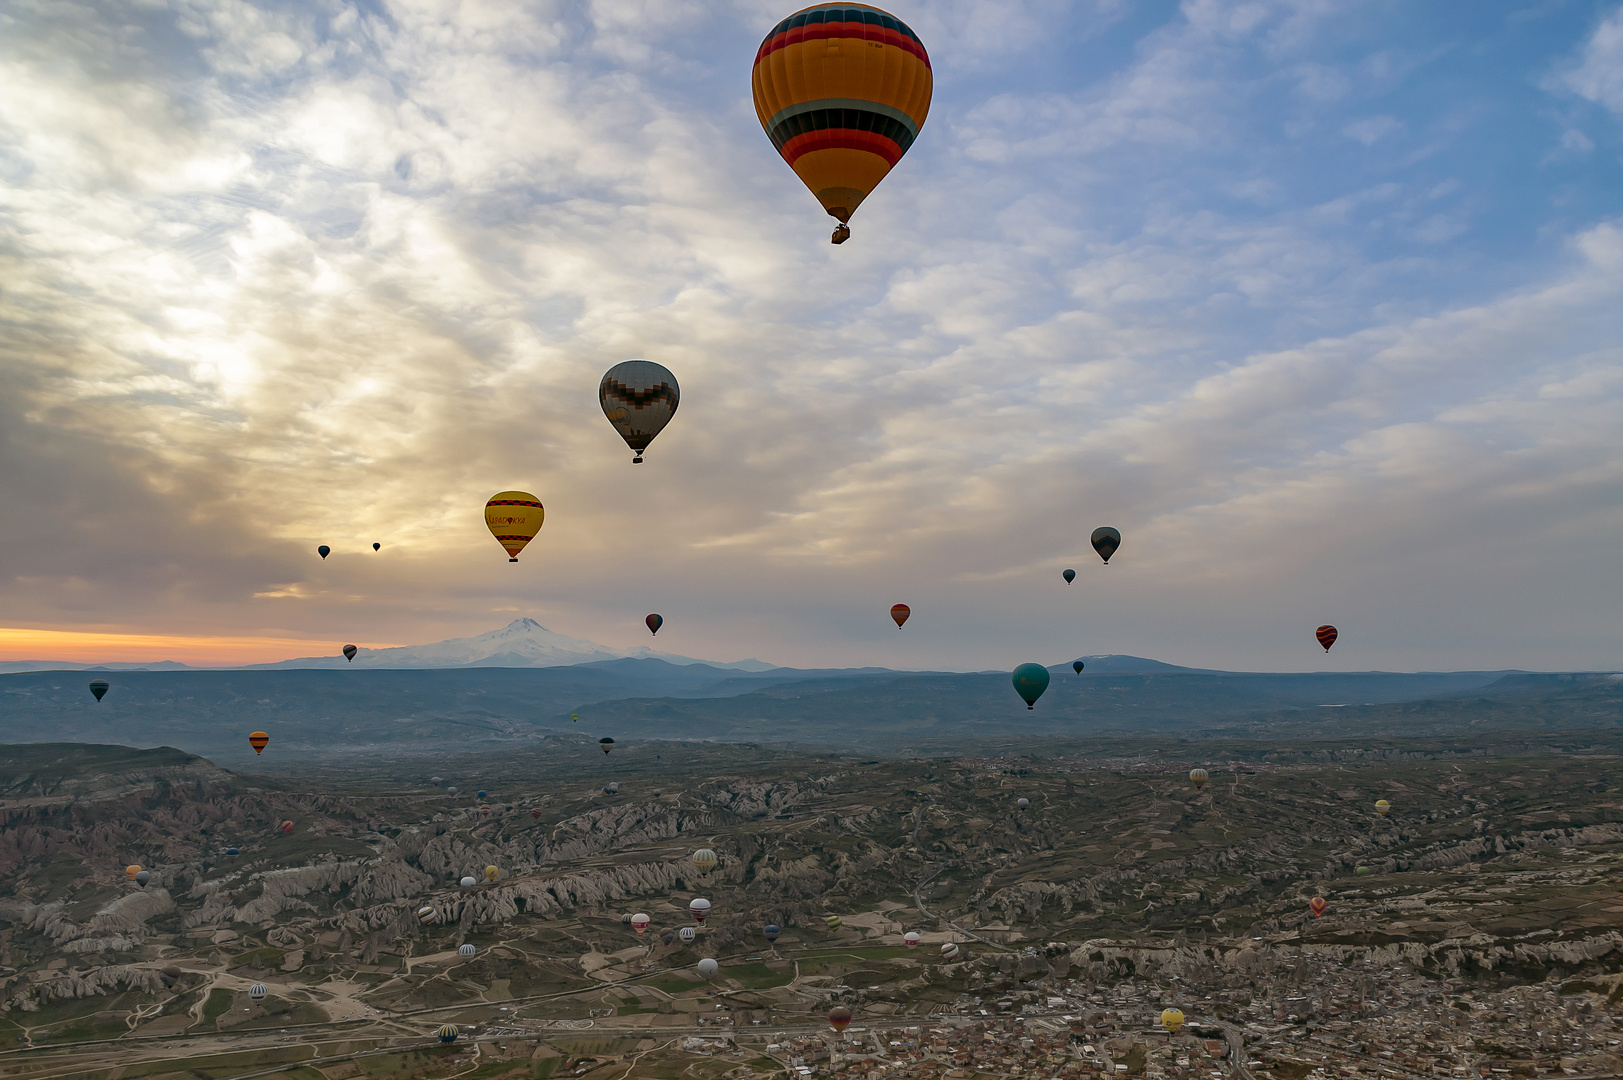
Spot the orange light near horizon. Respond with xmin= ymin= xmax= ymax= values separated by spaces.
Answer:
xmin=0 ymin=628 xmax=398 ymax=667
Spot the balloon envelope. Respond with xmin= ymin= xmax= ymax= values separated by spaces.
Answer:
xmin=646 ymin=613 xmax=663 ymax=636
xmin=125 ymin=864 xmax=141 ymax=879
xmin=161 ymin=964 xmax=182 ymax=987
xmin=372 ymin=542 xmax=381 ymax=551
xmin=1160 ymin=1008 xmax=1184 ymax=1034
xmin=826 ymin=915 xmax=842 ymax=930
xmin=940 ymin=942 xmax=959 ymax=960
xmin=1062 ymin=568 xmax=1075 ymax=584
xmin=599 ymin=737 xmax=614 ymax=754
xmin=135 ymin=870 xmax=150 ymax=887
xmin=890 ymin=603 xmax=910 ymax=629
xmin=904 ymin=931 xmax=920 ymax=948
xmin=317 ymin=545 xmax=330 ymax=559
xmin=1090 ymin=527 xmax=1120 ymax=564
xmin=692 ymin=848 xmax=718 ymax=875
xmin=1072 ymin=660 xmax=1085 ymax=674
xmin=1316 ymin=624 xmax=1338 ymax=651
xmin=342 ymin=644 xmax=357 ymax=662
xmin=1016 ymin=798 xmax=1029 ymax=810
xmin=1375 ymin=799 xmax=1390 ymax=816
xmin=459 ymin=944 xmax=476 ymax=958
xmin=751 ymin=4 xmax=932 ymax=243
xmin=88 ymin=680 xmax=109 ymax=701
xmin=460 ymin=876 xmax=476 ymax=889
xmin=632 ymin=913 xmax=651 ymax=933
xmin=764 ymin=924 xmax=781 ymax=942
xmin=1189 ymin=769 xmax=1208 ymax=790
xmin=249 ymin=983 xmax=267 ymax=1001
xmin=484 ymin=865 xmax=499 ymax=882
xmin=689 ymin=898 xmax=711 ymax=923
xmin=484 ymin=491 xmax=544 ymax=562
xmin=437 ymin=1024 xmax=459 ymax=1044
xmin=279 ymin=820 xmax=294 ymax=834
xmin=1011 ymin=663 xmax=1050 ymax=710
xmin=1309 ymin=896 xmax=1328 ymax=917
xmin=697 ymin=958 xmax=719 ymax=980
xmin=600 ymin=361 xmax=679 ymax=463
xmin=828 ymin=1006 xmax=853 ymax=1033
xmin=679 ymin=926 xmax=697 ymax=943
xmin=248 ymin=731 xmax=269 ymax=754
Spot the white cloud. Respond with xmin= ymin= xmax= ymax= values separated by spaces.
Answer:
xmin=1559 ymin=6 xmax=1623 ymax=114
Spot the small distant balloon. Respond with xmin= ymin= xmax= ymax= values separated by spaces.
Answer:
xmin=342 ymin=644 xmax=357 ymax=662
xmin=446 ymin=786 xmax=458 ymax=796
xmin=828 ymin=1006 xmax=853 ymax=1034
xmin=1189 ymin=768 xmax=1208 ymax=791
xmin=483 ymin=865 xmax=499 ymax=882
xmin=631 ymin=913 xmax=651 ymax=935
xmin=160 ymin=965 xmax=182 ymax=988
xmin=125 ymin=864 xmax=142 ymax=880
xmin=825 ymin=915 xmax=842 ymax=931
xmin=479 ymin=804 xmax=492 ymax=817
xmin=608 ymin=781 xmax=619 ymax=794
xmin=372 ymin=542 xmax=381 ymax=552
xmin=437 ymin=1024 xmax=459 ymax=1044
xmin=317 ymin=545 xmax=330 ymax=559
xmin=571 ymin=714 xmax=579 ymax=723
xmin=600 ymin=360 xmax=680 ymax=464
xmin=646 ymin=613 xmax=663 ymax=636
xmin=460 ymin=876 xmax=476 ymax=890
xmin=476 ymin=790 xmax=487 ymax=799
xmin=689 ymin=897 xmax=711 ymax=923
xmin=135 ymin=870 xmax=151 ymax=888
xmin=1375 ymin=799 xmax=1391 ymax=817
xmin=484 ymin=491 xmax=545 ymax=562
xmin=249 ymin=983 xmax=268 ymax=1002
xmin=1316 ymin=624 xmax=1338 ymax=652
xmin=1062 ymin=568 xmax=1075 ymax=584
xmin=889 ymin=603 xmax=911 ymax=629
xmin=1308 ymin=896 xmax=1328 ymax=918
xmin=692 ymin=848 xmax=718 ymax=876
xmin=764 ymin=924 xmax=780 ymax=943
xmin=1011 ymin=663 xmax=1050 ymax=710
xmin=1072 ymin=660 xmax=1085 ymax=675
xmin=459 ymin=944 xmax=476 ymax=959
xmin=88 ymin=680 xmax=109 ymax=702
xmin=224 ymin=847 xmax=239 ymax=862
xmin=1090 ymin=527 xmax=1121 ymax=564
xmin=697 ymin=957 xmax=719 ymax=981
xmin=1016 ymin=798 xmax=1029 ymax=811
xmin=679 ymin=926 xmax=696 ymax=943
xmin=661 ymin=930 xmax=674 ymax=945
xmin=904 ymin=931 xmax=920 ymax=948
xmin=1160 ymin=1008 xmax=1184 ymax=1034
xmin=1355 ymin=865 xmax=1372 ymax=876
xmin=599 ymin=737 xmax=614 ymax=754
xmin=530 ymin=808 xmax=542 ymax=820
xmin=279 ymin=820 xmax=294 ymax=835
xmin=940 ymin=942 xmax=960 ymax=960
xmin=248 ymin=731 xmax=269 ymax=755
xmin=418 ymin=905 xmax=437 ymax=925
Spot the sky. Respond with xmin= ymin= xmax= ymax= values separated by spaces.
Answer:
xmin=2 ymin=0 xmax=1623 ymax=672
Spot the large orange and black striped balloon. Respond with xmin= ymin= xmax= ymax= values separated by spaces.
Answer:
xmin=1315 ymin=624 xmax=1338 ymax=652
xmin=752 ymin=4 xmax=932 ymax=243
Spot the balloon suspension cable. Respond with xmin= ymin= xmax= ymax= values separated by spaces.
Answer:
xmin=832 ymin=224 xmax=851 ymax=245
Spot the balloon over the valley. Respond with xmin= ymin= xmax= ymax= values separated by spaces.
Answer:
xmin=697 ymin=958 xmax=719 ymax=981
xmin=940 ymin=941 xmax=959 ymax=960
xmin=250 ymin=983 xmax=267 ymax=1002
xmin=751 ymin=3 xmax=933 ymax=244
xmin=459 ymin=944 xmax=476 ymax=959
xmin=88 ymin=680 xmax=108 ymax=702
xmin=689 ymin=898 xmax=711 ymax=923
xmin=342 ymin=644 xmax=357 ymax=662
xmin=1161 ymin=1008 xmax=1185 ymax=1034
xmin=828 ymin=1006 xmax=853 ymax=1034
xmin=248 ymin=731 xmax=269 ymax=755
xmin=279 ymin=820 xmax=294 ymax=835
xmin=484 ymin=865 xmax=499 ymax=882
xmin=646 ymin=613 xmax=663 ymax=636
xmin=692 ymin=848 xmax=718 ymax=876
xmin=1189 ymin=768 xmax=1208 ymax=790
xmin=125 ymin=864 xmax=142 ymax=880
xmin=826 ymin=914 xmax=842 ymax=931
xmin=1072 ymin=660 xmax=1085 ymax=674
xmin=135 ymin=870 xmax=150 ymax=887
xmin=1316 ymin=624 xmax=1338 ymax=651
xmin=599 ymin=737 xmax=614 ymax=754
xmin=1375 ymin=799 xmax=1391 ymax=817
xmin=679 ymin=926 xmax=697 ymax=943
xmin=372 ymin=542 xmax=381 ymax=551
xmin=1090 ymin=527 xmax=1121 ymax=564
xmin=1011 ymin=663 xmax=1050 ymax=710
xmin=599 ymin=361 xmax=679 ymax=464
xmin=764 ymin=924 xmax=781 ymax=943
xmin=437 ymin=1024 xmax=460 ymax=1044
xmin=484 ymin=491 xmax=544 ymax=562
xmin=890 ymin=603 xmax=910 ymax=629
xmin=632 ymin=913 xmax=651 ymax=935
xmin=904 ymin=931 xmax=920 ymax=948
xmin=1016 ymin=798 xmax=1029 ymax=811
xmin=1309 ymin=896 xmax=1328 ymax=918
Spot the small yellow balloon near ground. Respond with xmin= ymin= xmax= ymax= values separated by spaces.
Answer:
xmin=484 ymin=491 xmax=544 ymax=562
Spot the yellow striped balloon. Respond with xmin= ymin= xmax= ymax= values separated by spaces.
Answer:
xmin=692 ymin=848 xmax=718 ymax=876
xmin=752 ymin=4 xmax=932 ymax=244
xmin=484 ymin=492 xmax=544 ymax=562
xmin=826 ymin=915 xmax=842 ymax=930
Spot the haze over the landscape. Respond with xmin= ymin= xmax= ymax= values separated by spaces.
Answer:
xmin=3 ymin=1 xmax=1623 ymax=673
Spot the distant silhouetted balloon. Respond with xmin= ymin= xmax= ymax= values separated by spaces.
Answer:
xmin=248 ymin=731 xmax=269 ymax=755
xmin=1072 ymin=660 xmax=1085 ymax=675
xmin=1011 ymin=663 xmax=1050 ymax=710
xmin=160 ymin=965 xmax=182 ymax=988
xmin=1090 ymin=527 xmax=1120 ymax=564
xmin=646 ymin=613 xmax=663 ymax=636
xmin=1316 ymin=624 xmax=1338 ymax=652
xmin=485 ymin=491 xmax=544 ymax=562
xmin=661 ymin=929 xmax=674 ymax=945
xmin=890 ymin=603 xmax=910 ymax=629
xmin=317 ymin=545 xmax=330 ymax=559
xmin=476 ymin=790 xmax=487 ymax=799
xmin=372 ymin=542 xmax=381 ymax=552
xmin=600 ymin=361 xmax=679 ymax=464
xmin=224 ymin=847 xmax=239 ymax=862
xmin=342 ymin=644 xmax=357 ymax=662
xmin=1062 ymin=568 xmax=1075 ymax=584
xmin=88 ymin=680 xmax=109 ymax=702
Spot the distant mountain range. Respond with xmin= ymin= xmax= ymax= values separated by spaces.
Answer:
xmin=0 ymin=618 xmax=774 ymax=674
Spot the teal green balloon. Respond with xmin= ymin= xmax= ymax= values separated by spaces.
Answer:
xmin=1011 ymin=664 xmax=1050 ymax=710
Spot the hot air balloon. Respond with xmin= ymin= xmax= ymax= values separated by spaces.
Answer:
xmin=484 ymin=491 xmax=544 ymax=562
xmin=1062 ymin=569 xmax=1075 ymax=584
xmin=828 ymin=1006 xmax=853 ymax=1034
xmin=125 ymin=865 xmax=142 ymax=880
xmin=437 ymin=1024 xmax=459 ymax=1044
xmin=224 ymin=847 xmax=239 ymax=862
xmin=571 ymin=714 xmax=579 ymax=723
xmin=679 ymin=926 xmax=697 ymax=943
xmin=1355 ymin=865 xmax=1372 ymax=876
xmin=1090 ymin=527 xmax=1121 ymax=564
xmin=484 ymin=865 xmax=499 ymax=882
xmin=904 ymin=931 xmax=920 ymax=948
xmin=608 ymin=781 xmax=620 ymax=794
xmin=826 ymin=915 xmax=842 ymax=931
xmin=1189 ymin=769 xmax=1208 ymax=791
xmin=249 ymin=983 xmax=267 ymax=1003
xmin=764 ymin=924 xmax=781 ymax=943
xmin=692 ymin=849 xmax=718 ymax=876
xmin=530 ymin=808 xmax=542 ymax=820
xmin=160 ymin=965 xmax=182 ymax=988
xmin=1072 ymin=660 xmax=1085 ymax=674
xmin=248 ymin=731 xmax=269 ymax=755
xmin=460 ymin=876 xmax=476 ymax=890
xmin=661 ymin=930 xmax=675 ymax=945
xmin=476 ymin=790 xmax=487 ymax=799
xmin=318 ymin=545 xmax=330 ymax=559
xmin=1375 ymin=799 xmax=1390 ymax=817
xmin=1309 ymin=896 xmax=1328 ymax=918
xmin=599 ymin=738 xmax=614 ymax=754
xmin=135 ymin=870 xmax=151 ymax=888
xmin=940 ymin=942 xmax=959 ymax=960
xmin=599 ymin=361 xmax=679 ymax=464
xmin=373 ymin=542 xmax=381 ymax=551
xmin=889 ymin=603 xmax=910 ymax=629
xmin=631 ymin=913 xmax=651 ymax=935
xmin=459 ymin=944 xmax=476 ymax=959
xmin=342 ymin=644 xmax=357 ymax=662
xmin=646 ymin=614 xmax=663 ymax=636
xmin=418 ymin=906 xmax=437 ymax=925
xmin=446 ymin=786 xmax=458 ymax=796
xmin=1016 ymin=798 xmax=1029 ymax=810
xmin=479 ymin=804 xmax=492 ymax=818
xmin=697 ymin=958 xmax=719 ymax=981
xmin=89 ymin=680 xmax=108 ymax=702
xmin=1011 ymin=663 xmax=1050 ymax=710
xmin=1316 ymin=625 xmax=1338 ymax=652
xmin=1160 ymin=1008 xmax=1184 ymax=1034
xmin=690 ymin=898 xmax=712 ymax=923
xmin=279 ymin=820 xmax=294 ymax=835
xmin=752 ymin=3 xmax=932 ymax=244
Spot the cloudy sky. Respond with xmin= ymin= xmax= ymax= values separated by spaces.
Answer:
xmin=3 ymin=0 xmax=1623 ymax=672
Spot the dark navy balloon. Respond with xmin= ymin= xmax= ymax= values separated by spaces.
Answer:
xmin=1062 ymin=568 xmax=1075 ymax=584
xmin=88 ymin=680 xmax=109 ymax=702
xmin=1072 ymin=660 xmax=1084 ymax=674
xmin=317 ymin=545 xmax=331 ymax=559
